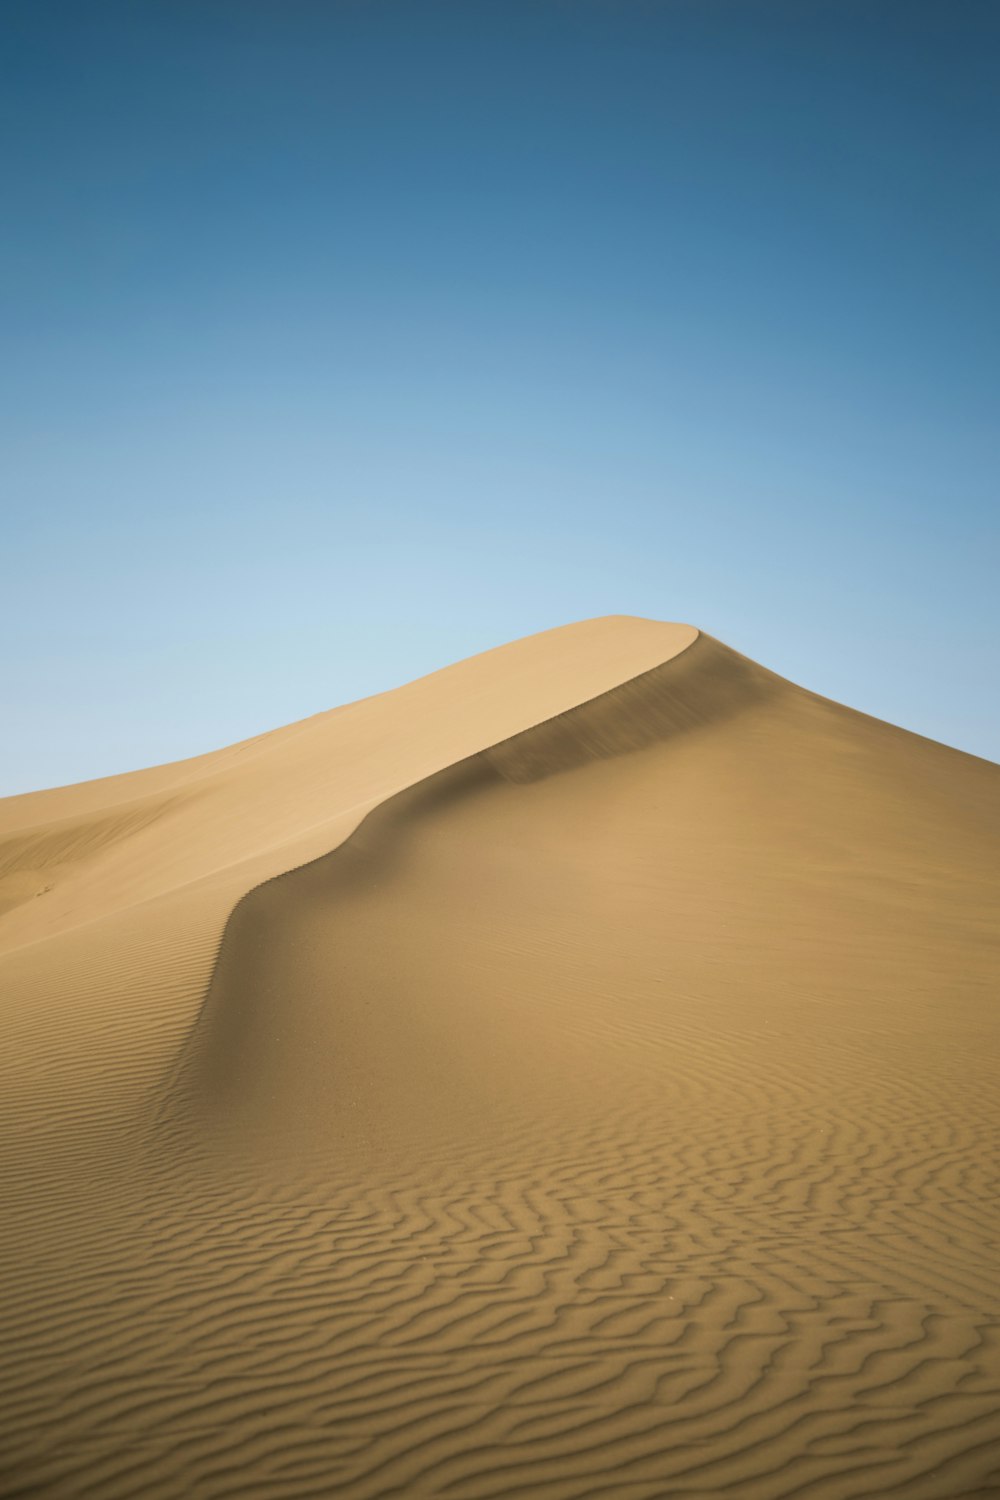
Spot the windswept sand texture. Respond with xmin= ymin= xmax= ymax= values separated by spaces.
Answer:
xmin=1 ymin=616 xmax=999 ymax=1499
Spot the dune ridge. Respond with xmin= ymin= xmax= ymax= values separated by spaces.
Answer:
xmin=161 ymin=632 xmax=782 ymax=1150
xmin=2 ymin=617 xmax=999 ymax=1498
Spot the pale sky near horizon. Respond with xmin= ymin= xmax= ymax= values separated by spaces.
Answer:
xmin=2 ymin=0 xmax=998 ymax=795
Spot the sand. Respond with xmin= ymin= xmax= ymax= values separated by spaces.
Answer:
xmin=1 ymin=615 xmax=998 ymax=1498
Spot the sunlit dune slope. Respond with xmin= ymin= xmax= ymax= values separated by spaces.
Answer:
xmin=2 ymin=616 xmax=999 ymax=1500
xmin=0 ymin=615 xmax=697 ymax=950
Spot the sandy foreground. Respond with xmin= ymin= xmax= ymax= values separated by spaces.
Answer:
xmin=1 ymin=615 xmax=998 ymax=1499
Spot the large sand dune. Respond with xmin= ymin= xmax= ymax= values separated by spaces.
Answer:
xmin=1 ymin=617 xmax=998 ymax=1498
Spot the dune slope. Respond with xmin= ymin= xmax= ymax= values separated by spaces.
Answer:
xmin=1 ymin=617 xmax=999 ymax=1499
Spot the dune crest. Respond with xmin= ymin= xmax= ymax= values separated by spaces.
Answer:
xmin=2 ymin=616 xmax=999 ymax=1499
xmin=164 ymin=633 xmax=783 ymax=1151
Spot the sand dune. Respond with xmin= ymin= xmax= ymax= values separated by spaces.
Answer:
xmin=1 ymin=617 xmax=998 ymax=1498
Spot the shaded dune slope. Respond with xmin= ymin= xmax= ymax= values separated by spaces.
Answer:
xmin=164 ymin=632 xmax=784 ymax=1153
xmin=168 ymin=629 xmax=997 ymax=1167
xmin=3 ymin=619 xmax=1000 ymax=1500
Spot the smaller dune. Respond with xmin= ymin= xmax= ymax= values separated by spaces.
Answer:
xmin=0 ymin=796 xmax=174 ymax=915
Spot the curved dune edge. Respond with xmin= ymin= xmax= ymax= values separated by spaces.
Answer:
xmin=0 ymin=617 xmax=698 ymax=961
xmin=158 ymin=629 xmax=775 ymax=1135
xmin=0 ymin=618 xmax=700 ymax=1151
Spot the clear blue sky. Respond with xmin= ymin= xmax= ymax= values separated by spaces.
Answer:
xmin=3 ymin=1 xmax=997 ymax=795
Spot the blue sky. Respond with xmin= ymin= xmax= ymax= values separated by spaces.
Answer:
xmin=2 ymin=0 xmax=997 ymax=794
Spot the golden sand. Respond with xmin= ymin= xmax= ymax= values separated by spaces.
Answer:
xmin=1 ymin=618 xmax=998 ymax=1498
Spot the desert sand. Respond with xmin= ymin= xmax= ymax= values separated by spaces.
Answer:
xmin=1 ymin=615 xmax=998 ymax=1499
